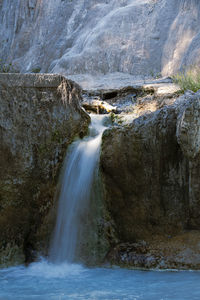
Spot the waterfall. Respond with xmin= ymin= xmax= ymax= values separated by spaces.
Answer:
xmin=49 ymin=114 xmax=108 ymax=263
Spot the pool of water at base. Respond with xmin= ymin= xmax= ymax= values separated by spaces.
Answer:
xmin=0 ymin=259 xmax=199 ymax=300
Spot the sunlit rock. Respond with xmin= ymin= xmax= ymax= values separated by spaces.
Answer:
xmin=1 ymin=0 xmax=200 ymax=77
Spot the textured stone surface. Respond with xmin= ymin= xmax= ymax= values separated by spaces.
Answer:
xmin=0 ymin=73 xmax=89 ymax=267
xmin=177 ymin=91 xmax=200 ymax=159
xmin=101 ymin=90 xmax=200 ymax=269
xmin=105 ymin=231 xmax=200 ymax=270
xmin=1 ymin=0 xmax=200 ymax=77
xmin=82 ymin=79 xmax=181 ymax=115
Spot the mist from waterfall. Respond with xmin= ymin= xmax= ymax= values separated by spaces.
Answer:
xmin=49 ymin=114 xmax=108 ymax=263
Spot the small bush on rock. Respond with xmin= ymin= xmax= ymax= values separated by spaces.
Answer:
xmin=31 ymin=67 xmax=41 ymax=73
xmin=0 ymin=59 xmax=18 ymax=73
xmin=173 ymin=66 xmax=200 ymax=92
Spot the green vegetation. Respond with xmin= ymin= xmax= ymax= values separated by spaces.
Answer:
xmin=0 ymin=59 xmax=18 ymax=73
xmin=149 ymin=70 xmax=162 ymax=79
xmin=31 ymin=67 xmax=41 ymax=73
xmin=110 ymin=112 xmax=123 ymax=125
xmin=173 ymin=66 xmax=200 ymax=92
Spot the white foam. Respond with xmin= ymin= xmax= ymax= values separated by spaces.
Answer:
xmin=26 ymin=259 xmax=85 ymax=279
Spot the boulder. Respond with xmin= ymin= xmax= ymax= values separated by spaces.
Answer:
xmin=101 ymin=89 xmax=200 ymax=269
xmin=0 ymin=73 xmax=89 ymax=267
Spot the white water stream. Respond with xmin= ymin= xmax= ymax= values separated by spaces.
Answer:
xmin=1 ymin=115 xmax=200 ymax=300
xmin=49 ymin=114 xmax=108 ymax=263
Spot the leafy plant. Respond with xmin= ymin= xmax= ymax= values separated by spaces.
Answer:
xmin=0 ymin=59 xmax=18 ymax=73
xmin=110 ymin=112 xmax=123 ymax=125
xmin=173 ymin=66 xmax=200 ymax=92
xmin=149 ymin=70 xmax=162 ymax=79
xmin=31 ymin=67 xmax=41 ymax=73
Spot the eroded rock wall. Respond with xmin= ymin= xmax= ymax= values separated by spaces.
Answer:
xmin=0 ymin=73 xmax=89 ymax=267
xmin=101 ymin=90 xmax=200 ymax=269
xmin=0 ymin=0 xmax=200 ymax=77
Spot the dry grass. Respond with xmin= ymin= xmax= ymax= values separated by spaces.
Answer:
xmin=173 ymin=66 xmax=200 ymax=92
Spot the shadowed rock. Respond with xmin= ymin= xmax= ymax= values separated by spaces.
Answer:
xmin=101 ymin=90 xmax=200 ymax=269
xmin=0 ymin=73 xmax=89 ymax=267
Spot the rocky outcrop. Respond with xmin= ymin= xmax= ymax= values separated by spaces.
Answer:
xmin=82 ymin=98 xmax=117 ymax=114
xmin=82 ymin=78 xmax=181 ymax=115
xmin=0 ymin=73 xmax=89 ymax=267
xmin=101 ymin=90 xmax=200 ymax=269
xmin=0 ymin=0 xmax=200 ymax=77
xmin=105 ymin=231 xmax=200 ymax=270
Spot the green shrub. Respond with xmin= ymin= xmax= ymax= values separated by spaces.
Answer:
xmin=31 ymin=67 xmax=41 ymax=73
xmin=0 ymin=59 xmax=18 ymax=73
xmin=173 ymin=66 xmax=200 ymax=92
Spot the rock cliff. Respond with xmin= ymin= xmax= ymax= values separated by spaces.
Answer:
xmin=0 ymin=73 xmax=89 ymax=267
xmin=101 ymin=90 xmax=200 ymax=269
xmin=0 ymin=0 xmax=200 ymax=77
xmin=1 ymin=0 xmax=200 ymax=270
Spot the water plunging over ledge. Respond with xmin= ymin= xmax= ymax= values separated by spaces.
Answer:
xmin=0 ymin=117 xmax=200 ymax=300
xmin=49 ymin=114 xmax=108 ymax=263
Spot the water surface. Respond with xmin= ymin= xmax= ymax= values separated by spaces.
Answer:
xmin=0 ymin=260 xmax=199 ymax=300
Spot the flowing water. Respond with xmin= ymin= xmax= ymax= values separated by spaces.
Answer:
xmin=50 ymin=114 xmax=108 ymax=263
xmin=1 ymin=114 xmax=200 ymax=299
xmin=0 ymin=260 xmax=199 ymax=300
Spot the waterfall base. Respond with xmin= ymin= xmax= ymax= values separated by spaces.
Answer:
xmin=0 ymin=260 xmax=199 ymax=300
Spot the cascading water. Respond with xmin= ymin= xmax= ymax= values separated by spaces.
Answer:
xmin=1 ymin=117 xmax=199 ymax=300
xmin=49 ymin=114 xmax=108 ymax=263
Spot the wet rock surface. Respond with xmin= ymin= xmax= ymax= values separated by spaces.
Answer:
xmin=106 ymin=231 xmax=200 ymax=270
xmin=0 ymin=73 xmax=89 ymax=267
xmin=101 ymin=89 xmax=200 ymax=269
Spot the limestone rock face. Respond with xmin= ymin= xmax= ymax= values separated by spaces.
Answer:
xmin=176 ymin=91 xmax=200 ymax=159
xmin=0 ymin=0 xmax=200 ymax=77
xmin=0 ymin=73 xmax=89 ymax=267
xmin=101 ymin=90 xmax=200 ymax=269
